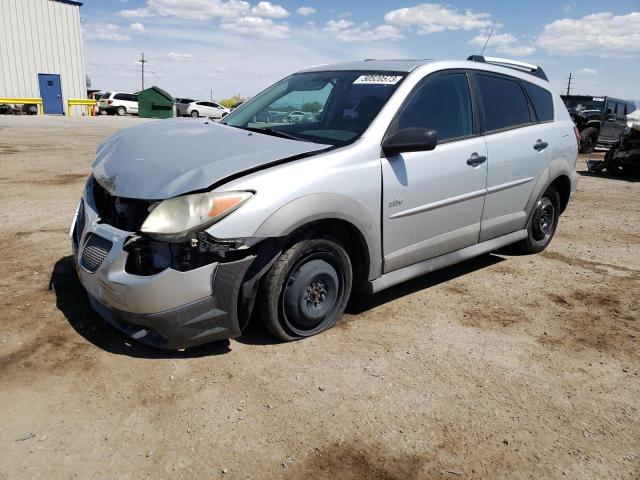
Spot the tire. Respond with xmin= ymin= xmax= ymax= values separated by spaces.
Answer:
xmin=116 ymin=106 xmax=126 ymax=116
xmin=221 ymin=112 xmax=228 ymax=118
xmin=190 ymin=110 xmax=199 ymax=118
xmin=579 ymin=127 xmax=598 ymax=154
xmin=514 ymin=186 xmax=561 ymax=254
xmin=258 ymin=236 xmax=352 ymax=341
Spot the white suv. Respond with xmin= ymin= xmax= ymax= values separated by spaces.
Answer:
xmin=98 ymin=92 xmax=139 ymax=116
xmin=186 ymin=101 xmax=230 ymax=119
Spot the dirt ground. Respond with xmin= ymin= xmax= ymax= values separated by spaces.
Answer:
xmin=0 ymin=116 xmax=638 ymax=480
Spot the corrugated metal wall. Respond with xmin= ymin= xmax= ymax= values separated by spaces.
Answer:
xmin=0 ymin=0 xmax=86 ymax=115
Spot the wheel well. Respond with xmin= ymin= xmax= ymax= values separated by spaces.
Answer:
xmin=550 ymin=175 xmax=571 ymax=213
xmin=286 ymin=219 xmax=370 ymax=289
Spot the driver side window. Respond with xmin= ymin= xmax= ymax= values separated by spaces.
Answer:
xmin=391 ymin=73 xmax=473 ymax=142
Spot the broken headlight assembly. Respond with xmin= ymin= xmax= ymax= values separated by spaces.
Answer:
xmin=140 ymin=191 xmax=253 ymax=241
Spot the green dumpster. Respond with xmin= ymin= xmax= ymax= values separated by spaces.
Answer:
xmin=138 ymin=86 xmax=175 ymax=119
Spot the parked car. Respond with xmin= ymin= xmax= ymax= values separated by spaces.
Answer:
xmin=561 ymin=95 xmax=636 ymax=153
xmin=98 ymin=92 xmax=139 ymax=116
xmin=0 ymin=103 xmax=14 ymax=115
xmin=72 ymin=56 xmax=578 ymax=350
xmin=186 ymin=101 xmax=230 ymax=119
xmin=174 ymin=98 xmax=195 ymax=116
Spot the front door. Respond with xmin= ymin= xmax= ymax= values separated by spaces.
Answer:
xmin=381 ymin=72 xmax=487 ymax=273
xmin=38 ymin=74 xmax=64 ymax=114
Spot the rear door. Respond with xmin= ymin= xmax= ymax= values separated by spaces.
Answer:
xmin=381 ymin=71 xmax=488 ymax=272
xmin=473 ymin=72 xmax=552 ymax=241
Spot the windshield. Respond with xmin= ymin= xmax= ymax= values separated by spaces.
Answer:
xmin=562 ymin=96 xmax=605 ymax=112
xmin=221 ymin=71 xmax=406 ymax=146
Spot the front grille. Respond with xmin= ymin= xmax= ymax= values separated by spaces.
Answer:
xmin=92 ymin=180 xmax=154 ymax=231
xmin=81 ymin=234 xmax=113 ymax=273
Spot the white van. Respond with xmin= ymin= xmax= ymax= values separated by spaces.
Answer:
xmin=98 ymin=92 xmax=139 ymax=116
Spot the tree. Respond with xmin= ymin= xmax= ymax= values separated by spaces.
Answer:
xmin=302 ymin=101 xmax=322 ymax=113
xmin=218 ymin=94 xmax=247 ymax=108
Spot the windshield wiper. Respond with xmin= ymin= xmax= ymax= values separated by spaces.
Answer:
xmin=240 ymin=126 xmax=309 ymax=142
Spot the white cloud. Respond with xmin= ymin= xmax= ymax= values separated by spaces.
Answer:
xmin=250 ymin=1 xmax=288 ymax=18
xmin=129 ymin=22 xmax=146 ymax=33
xmin=84 ymin=23 xmax=130 ymax=42
xmin=324 ymin=19 xmax=403 ymax=42
xmin=117 ymin=0 xmax=251 ymax=20
xmin=167 ymin=51 xmax=194 ymax=61
xmin=469 ymin=32 xmax=517 ymax=47
xmin=296 ymin=6 xmax=316 ymax=16
xmin=576 ymin=67 xmax=598 ymax=76
xmin=220 ymin=16 xmax=290 ymax=39
xmin=537 ymin=12 xmax=640 ymax=57
xmin=385 ymin=3 xmax=492 ymax=34
xmin=469 ymin=31 xmax=535 ymax=56
xmin=205 ymin=67 xmax=259 ymax=79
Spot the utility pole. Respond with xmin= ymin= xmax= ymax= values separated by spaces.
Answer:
xmin=210 ymin=89 xmax=213 ymax=102
xmin=565 ymin=73 xmax=572 ymax=96
xmin=138 ymin=52 xmax=147 ymax=91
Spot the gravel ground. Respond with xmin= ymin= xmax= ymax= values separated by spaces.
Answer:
xmin=0 ymin=116 xmax=638 ymax=480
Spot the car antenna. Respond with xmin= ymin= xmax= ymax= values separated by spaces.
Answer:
xmin=480 ymin=27 xmax=494 ymax=56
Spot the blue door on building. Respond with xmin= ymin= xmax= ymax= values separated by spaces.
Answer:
xmin=38 ymin=74 xmax=64 ymax=114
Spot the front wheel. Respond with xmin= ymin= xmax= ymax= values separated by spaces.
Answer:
xmin=190 ymin=110 xmax=199 ymax=118
xmin=514 ymin=186 xmax=560 ymax=254
xmin=116 ymin=106 xmax=126 ymax=116
xmin=259 ymin=236 xmax=352 ymax=341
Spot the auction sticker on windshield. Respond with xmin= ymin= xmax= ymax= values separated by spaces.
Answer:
xmin=353 ymin=75 xmax=403 ymax=85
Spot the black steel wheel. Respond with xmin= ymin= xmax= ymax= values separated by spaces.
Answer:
xmin=259 ymin=236 xmax=352 ymax=341
xmin=514 ymin=186 xmax=560 ymax=254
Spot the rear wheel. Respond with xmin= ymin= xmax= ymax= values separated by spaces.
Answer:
xmin=514 ymin=186 xmax=560 ymax=254
xmin=116 ymin=106 xmax=126 ymax=116
xmin=579 ymin=127 xmax=598 ymax=154
xmin=191 ymin=110 xmax=199 ymax=118
xmin=259 ymin=236 xmax=352 ymax=341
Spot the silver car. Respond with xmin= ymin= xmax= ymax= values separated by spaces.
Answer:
xmin=71 ymin=56 xmax=579 ymax=349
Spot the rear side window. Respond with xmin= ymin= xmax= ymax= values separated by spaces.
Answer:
xmin=392 ymin=73 xmax=473 ymax=142
xmin=524 ymin=82 xmax=554 ymax=122
xmin=475 ymin=74 xmax=531 ymax=132
xmin=100 ymin=92 xmax=112 ymax=99
xmin=114 ymin=93 xmax=125 ymax=100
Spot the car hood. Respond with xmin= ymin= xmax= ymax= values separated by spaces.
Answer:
xmin=92 ymin=119 xmax=330 ymax=199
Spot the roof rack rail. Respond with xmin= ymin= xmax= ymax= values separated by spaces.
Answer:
xmin=467 ymin=55 xmax=548 ymax=81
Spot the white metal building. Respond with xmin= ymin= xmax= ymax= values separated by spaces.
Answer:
xmin=0 ymin=0 xmax=86 ymax=115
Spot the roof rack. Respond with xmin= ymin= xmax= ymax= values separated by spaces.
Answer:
xmin=467 ymin=55 xmax=548 ymax=81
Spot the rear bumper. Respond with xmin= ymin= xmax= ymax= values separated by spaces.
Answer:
xmin=70 ymin=197 xmax=256 ymax=349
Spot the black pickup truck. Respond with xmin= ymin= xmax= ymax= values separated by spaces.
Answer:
xmin=561 ymin=95 xmax=636 ymax=153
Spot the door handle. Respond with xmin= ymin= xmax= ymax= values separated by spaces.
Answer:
xmin=534 ymin=139 xmax=548 ymax=151
xmin=466 ymin=153 xmax=487 ymax=167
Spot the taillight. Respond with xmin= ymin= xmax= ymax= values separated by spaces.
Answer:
xmin=573 ymin=126 xmax=580 ymax=149
xmin=108 ymin=99 xmax=113 ymax=105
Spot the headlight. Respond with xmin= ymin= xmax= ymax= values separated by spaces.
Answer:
xmin=140 ymin=191 xmax=253 ymax=240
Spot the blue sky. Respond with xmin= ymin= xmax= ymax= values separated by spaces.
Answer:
xmin=80 ymin=1 xmax=640 ymax=101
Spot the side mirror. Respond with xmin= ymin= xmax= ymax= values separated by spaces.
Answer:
xmin=382 ymin=128 xmax=438 ymax=156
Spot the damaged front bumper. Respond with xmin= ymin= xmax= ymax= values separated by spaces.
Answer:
xmin=70 ymin=197 xmax=256 ymax=350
